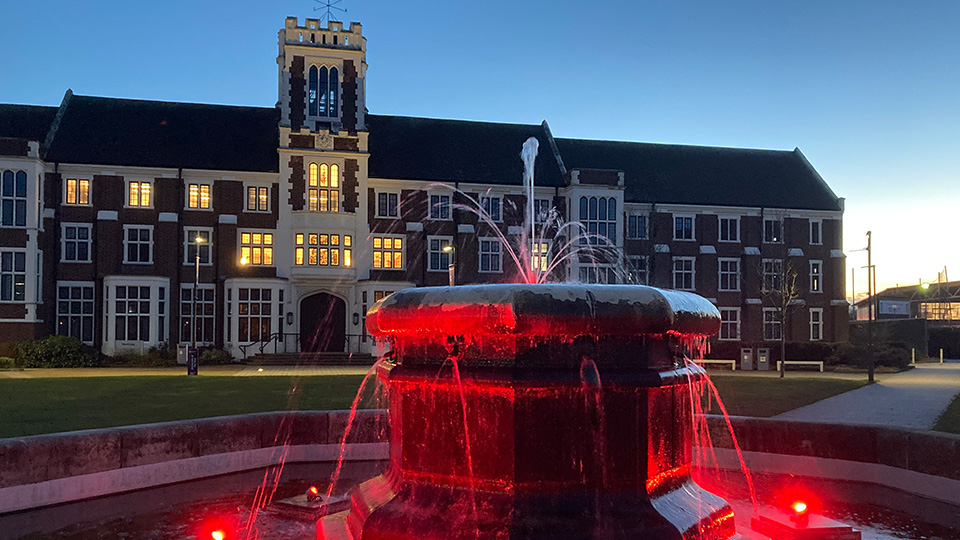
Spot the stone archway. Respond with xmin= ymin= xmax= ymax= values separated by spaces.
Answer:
xmin=299 ymin=292 xmax=346 ymax=353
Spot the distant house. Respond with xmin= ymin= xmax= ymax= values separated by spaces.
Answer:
xmin=0 ymin=17 xmax=848 ymax=361
xmin=855 ymin=280 xmax=960 ymax=324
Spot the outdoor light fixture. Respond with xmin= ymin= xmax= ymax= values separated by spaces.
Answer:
xmin=239 ymin=255 xmax=249 ymax=265
xmin=353 ymin=312 xmax=360 ymax=325
xmin=286 ymin=312 xmax=293 ymax=325
xmin=789 ymin=500 xmax=810 ymax=526
xmin=307 ymin=485 xmax=321 ymax=502
xmin=211 ymin=531 xmax=226 ymax=540
xmin=442 ymin=244 xmax=456 ymax=286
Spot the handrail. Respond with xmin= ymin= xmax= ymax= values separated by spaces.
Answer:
xmin=239 ymin=333 xmax=370 ymax=357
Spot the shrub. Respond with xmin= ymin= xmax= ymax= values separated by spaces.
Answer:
xmin=104 ymin=346 xmax=178 ymax=367
xmin=16 ymin=336 xmax=99 ymax=368
xmin=200 ymin=348 xmax=233 ymax=365
xmin=828 ymin=342 xmax=910 ymax=370
xmin=0 ymin=356 xmax=16 ymax=369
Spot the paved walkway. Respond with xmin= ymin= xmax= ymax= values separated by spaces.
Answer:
xmin=0 ymin=365 xmax=372 ymax=378
xmin=774 ymin=361 xmax=960 ymax=429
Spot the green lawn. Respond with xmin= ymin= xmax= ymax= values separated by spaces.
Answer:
xmin=0 ymin=375 xmax=369 ymax=438
xmin=706 ymin=375 xmax=868 ymax=418
xmin=0 ymin=374 xmax=868 ymax=438
xmin=934 ymin=393 xmax=960 ymax=435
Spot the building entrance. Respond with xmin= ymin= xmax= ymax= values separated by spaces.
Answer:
xmin=299 ymin=292 xmax=346 ymax=353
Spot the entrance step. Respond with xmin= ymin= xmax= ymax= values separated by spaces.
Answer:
xmin=244 ymin=352 xmax=376 ymax=366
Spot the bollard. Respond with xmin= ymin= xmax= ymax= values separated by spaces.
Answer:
xmin=941 ymin=348 xmax=944 ymax=364
xmin=911 ymin=348 xmax=916 ymax=365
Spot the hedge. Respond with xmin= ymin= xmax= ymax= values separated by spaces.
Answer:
xmin=16 ymin=336 xmax=99 ymax=368
xmin=707 ymin=340 xmax=911 ymax=369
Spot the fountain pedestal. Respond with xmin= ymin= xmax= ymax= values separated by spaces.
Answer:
xmin=319 ymin=284 xmax=738 ymax=540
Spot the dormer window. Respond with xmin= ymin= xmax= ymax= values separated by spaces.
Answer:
xmin=308 ymin=65 xmax=339 ymax=118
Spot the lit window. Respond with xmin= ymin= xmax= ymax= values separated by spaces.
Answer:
xmin=240 ymin=232 xmax=274 ymax=266
xmin=531 ymin=242 xmax=549 ymax=272
xmin=1 ymin=170 xmax=27 ymax=226
xmin=127 ymin=181 xmax=151 ymax=207
xmin=187 ymin=183 xmax=211 ymax=209
xmin=308 ymin=163 xmax=340 ymax=212
xmin=65 ymin=179 xmax=90 ymax=205
xmin=479 ymin=238 xmax=501 ymax=273
xmin=295 ymin=232 xmax=352 ymax=267
xmin=579 ymin=196 xmax=617 ymax=245
xmin=247 ymin=186 xmax=269 ymax=212
xmin=372 ymin=236 xmax=404 ymax=269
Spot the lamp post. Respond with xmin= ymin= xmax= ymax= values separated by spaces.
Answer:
xmin=189 ymin=234 xmax=205 ymax=376
xmin=866 ymin=231 xmax=874 ymax=384
xmin=442 ymin=244 xmax=455 ymax=286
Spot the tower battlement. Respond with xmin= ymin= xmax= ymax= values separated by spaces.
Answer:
xmin=282 ymin=17 xmax=364 ymax=51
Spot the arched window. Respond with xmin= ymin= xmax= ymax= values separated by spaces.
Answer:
xmin=308 ymin=163 xmax=319 ymax=211
xmin=329 ymin=67 xmax=339 ymax=117
xmin=308 ymin=66 xmax=318 ymax=117
xmin=318 ymin=67 xmax=329 ymax=117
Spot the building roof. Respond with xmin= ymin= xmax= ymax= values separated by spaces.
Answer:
xmin=553 ymin=137 xmax=842 ymax=211
xmin=44 ymin=94 xmax=280 ymax=172
xmin=854 ymin=280 xmax=960 ymax=306
xmin=366 ymin=115 xmax=566 ymax=187
xmin=0 ymin=95 xmax=842 ymax=211
xmin=0 ymin=104 xmax=57 ymax=141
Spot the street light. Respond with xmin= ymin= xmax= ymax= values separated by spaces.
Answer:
xmin=442 ymin=244 xmax=455 ymax=286
xmin=190 ymin=234 xmax=206 ymax=376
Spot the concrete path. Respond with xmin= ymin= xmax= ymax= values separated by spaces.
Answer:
xmin=774 ymin=361 xmax=960 ymax=429
xmin=0 ymin=365 xmax=372 ymax=378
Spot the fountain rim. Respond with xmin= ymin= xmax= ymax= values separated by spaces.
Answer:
xmin=365 ymin=283 xmax=721 ymax=339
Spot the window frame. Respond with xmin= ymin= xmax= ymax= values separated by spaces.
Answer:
xmin=810 ymin=219 xmax=823 ymax=246
xmin=763 ymin=218 xmax=784 ymax=244
xmin=763 ymin=307 xmax=782 ymax=341
xmin=294 ymin=231 xmax=352 ymax=268
xmin=64 ymin=177 xmax=92 ymax=206
xmin=245 ymin=185 xmax=271 ymax=213
xmin=673 ymin=214 xmax=695 ymax=241
xmin=718 ymin=257 xmax=741 ymax=292
xmin=56 ymin=281 xmax=96 ymax=345
xmin=627 ymin=255 xmax=648 ymax=285
xmin=627 ymin=214 xmax=648 ymax=240
xmin=61 ymin=222 xmax=93 ymax=263
xmin=762 ymin=258 xmax=783 ymax=292
xmin=578 ymin=196 xmax=618 ymax=245
xmin=1 ymin=169 xmax=29 ymax=227
xmin=579 ymin=265 xmax=618 ymax=284
xmin=371 ymin=235 xmax=403 ymax=270
xmin=125 ymin=180 xmax=153 ymax=209
xmin=719 ymin=307 xmax=740 ymax=341
xmin=179 ymin=283 xmax=216 ymax=345
xmin=427 ymin=235 xmax=453 ymax=272
xmin=672 ymin=256 xmax=696 ymax=291
xmin=809 ymin=307 xmax=824 ymax=341
xmin=0 ymin=249 xmax=27 ymax=302
xmin=307 ymin=163 xmax=341 ymax=213
xmin=478 ymin=237 xmax=503 ymax=273
xmin=122 ymin=225 xmax=154 ymax=265
xmin=480 ymin=195 xmax=503 ymax=222
xmin=183 ymin=228 xmax=214 ymax=266
xmin=428 ymin=193 xmax=452 ymax=221
xmin=532 ymin=241 xmax=551 ymax=273
xmin=185 ymin=182 xmax=213 ymax=211
xmin=376 ymin=190 xmax=401 ymax=218
xmin=809 ymin=259 xmax=823 ymax=293
xmin=718 ymin=216 xmax=740 ymax=243
xmin=533 ymin=198 xmax=552 ymax=224
xmin=239 ymin=230 xmax=275 ymax=266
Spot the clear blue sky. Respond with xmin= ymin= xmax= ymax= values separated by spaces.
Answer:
xmin=3 ymin=0 xmax=958 ymax=296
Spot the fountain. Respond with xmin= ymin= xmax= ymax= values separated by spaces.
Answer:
xmin=317 ymin=283 xmax=738 ymax=539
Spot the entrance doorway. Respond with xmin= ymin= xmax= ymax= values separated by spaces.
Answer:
xmin=299 ymin=292 xmax=346 ymax=353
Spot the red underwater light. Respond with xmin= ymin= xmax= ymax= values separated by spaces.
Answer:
xmin=210 ymin=530 xmax=226 ymax=540
xmin=306 ymin=485 xmax=321 ymax=502
xmin=790 ymin=500 xmax=810 ymax=525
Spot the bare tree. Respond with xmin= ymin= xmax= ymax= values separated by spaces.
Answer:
xmin=759 ymin=256 xmax=801 ymax=378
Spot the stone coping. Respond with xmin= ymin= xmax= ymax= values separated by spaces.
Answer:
xmin=705 ymin=415 xmax=960 ymax=482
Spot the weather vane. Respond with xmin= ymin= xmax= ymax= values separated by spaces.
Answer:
xmin=313 ymin=0 xmax=346 ymax=23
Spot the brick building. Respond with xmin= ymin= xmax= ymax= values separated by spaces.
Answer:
xmin=0 ymin=18 xmax=847 ymax=362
